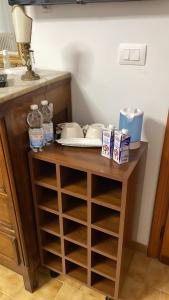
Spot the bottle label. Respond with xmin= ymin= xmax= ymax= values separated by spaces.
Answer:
xmin=29 ymin=128 xmax=44 ymax=149
xmin=43 ymin=122 xmax=54 ymax=142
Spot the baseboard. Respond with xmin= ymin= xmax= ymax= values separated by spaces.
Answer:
xmin=130 ymin=240 xmax=148 ymax=255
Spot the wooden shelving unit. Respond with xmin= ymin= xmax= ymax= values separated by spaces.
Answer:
xmin=29 ymin=143 xmax=147 ymax=300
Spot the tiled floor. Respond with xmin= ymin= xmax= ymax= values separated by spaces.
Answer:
xmin=1 ymin=252 xmax=169 ymax=300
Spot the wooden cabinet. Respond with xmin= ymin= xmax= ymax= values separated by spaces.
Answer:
xmin=29 ymin=143 xmax=147 ymax=300
xmin=0 ymin=232 xmax=20 ymax=265
xmin=0 ymin=121 xmax=21 ymax=273
xmin=0 ymin=73 xmax=71 ymax=292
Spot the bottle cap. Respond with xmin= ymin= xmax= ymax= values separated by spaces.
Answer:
xmin=30 ymin=104 xmax=38 ymax=110
xmin=2 ymin=49 xmax=8 ymax=56
xmin=41 ymin=100 xmax=48 ymax=105
xmin=121 ymin=128 xmax=128 ymax=135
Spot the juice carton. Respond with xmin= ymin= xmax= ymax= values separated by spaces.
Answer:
xmin=101 ymin=125 xmax=114 ymax=159
xmin=113 ymin=129 xmax=130 ymax=164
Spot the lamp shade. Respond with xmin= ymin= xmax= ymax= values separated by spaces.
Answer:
xmin=12 ymin=5 xmax=32 ymax=43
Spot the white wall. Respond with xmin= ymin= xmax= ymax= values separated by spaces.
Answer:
xmin=0 ymin=0 xmax=13 ymax=32
xmin=26 ymin=0 xmax=169 ymax=245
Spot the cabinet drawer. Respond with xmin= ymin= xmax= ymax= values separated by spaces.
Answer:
xmin=0 ymin=194 xmax=11 ymax=225
xmin=0 ymin=231 xmax=20 ymax=265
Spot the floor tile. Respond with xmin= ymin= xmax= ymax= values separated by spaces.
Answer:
xmin=140 ymin=288 xmax=160 ymax=300
xmin=0 ymin=270 xmax=23 ymax=297
xmin=128 ymin=251 xmax=151 ymax=283
xmin=159 ymin=292 xmax=169 ymax=300
xmin=0 ymin=265 xmax=14 ymax=278
xmin=0 ymin=292 xmax=13 ymax=300
xmin=57 ymin=274 xmax=81 ymax=289
xmin=72 ymin=289 xmax=99 ymax=300
xmin=14 ymin=278 xmax=62 ymax=300
xmin=145 ymin=258 xmax=169 ymax=293
xmin=80 ymin=285 xmax=104 ymax=300
xmin=53 ymin=281 xmax=81 ymax=300
xmin=55 ymin=284 xmax=101 ymax=300
xmin=120 ymin=275 xmax=148 ymax=300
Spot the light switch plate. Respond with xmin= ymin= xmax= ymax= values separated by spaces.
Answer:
xmin=119 ymin=43 xmax=147 ymax=66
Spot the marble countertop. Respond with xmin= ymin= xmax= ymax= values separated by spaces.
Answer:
xmin=0 ymin=68 xmax=71 ymax=104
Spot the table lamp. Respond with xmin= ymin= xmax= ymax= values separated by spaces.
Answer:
xmin=12 ymin=5 xmax=40 ymax=81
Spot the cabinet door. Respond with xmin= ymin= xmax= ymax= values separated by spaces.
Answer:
xmin=0 ymin=231 xmax=20 ymax=265
xmin=0 ymin=121 xmax=21 ymax=271
xmin=0 ymin=142 xmax=7 ymax=195
xmin=0 ymin=137 xmax=13 ymax=226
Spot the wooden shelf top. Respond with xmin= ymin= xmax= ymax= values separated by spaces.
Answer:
xmin=30 ymin=142 xmax=148 ymax=181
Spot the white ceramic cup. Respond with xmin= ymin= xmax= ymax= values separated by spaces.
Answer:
xmin=86 ymin=123 xmax=104 ymax=139
xmin=61 ymin=122 xmax=84 ymax=139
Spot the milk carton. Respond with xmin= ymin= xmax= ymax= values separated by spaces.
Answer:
xmin=101 ymin=125 xmax=114 ymax=159
xmin=113 ymin=129 xmax=130 ymax=164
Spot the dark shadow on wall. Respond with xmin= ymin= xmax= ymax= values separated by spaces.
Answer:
xmin=61 ymin=44 xmax=100 ymax=124
xmin=61 ymin=44 xmax=94 ymax=85
xmin=71 ymin=77 xmax=95 ymax=124
xmin=26 ymin=0 xmax=169 ymax=20
xmin=130 ymin=116 xmax=167 ymax=241
xmin=144 ymin=116 xmax=166 ymax=152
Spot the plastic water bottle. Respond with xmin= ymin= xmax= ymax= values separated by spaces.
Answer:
xmin=2 ymin=49 xmax=11 ymax=70
xmin=27 ymin=104 xmax=44 ymax=152
xmin=40 ymin=100 xmax=54 ymax=145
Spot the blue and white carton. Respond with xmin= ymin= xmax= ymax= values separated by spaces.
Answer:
xmin=113 ymin=129 xmax=131 ymax=164
xmin=119 ymin=108 xmax=143 ymax=149
xmin=101 ymin=125 xmax=115 ymax=159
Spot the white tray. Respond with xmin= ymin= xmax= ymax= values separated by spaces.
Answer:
xmin=56 ymin=138 xmax=102 ymax=147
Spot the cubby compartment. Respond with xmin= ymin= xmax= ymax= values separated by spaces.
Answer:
xmin=42 ymin=250 xmax=62 ymax=273
xmin=91 ymin=175 xmax=122 ymax=210
xmin=65 ymin=260 xmax=87 ymax=284
xmin=91 ymin=229 xmax=118 ymax=260
xmin=33 ymin=159 xmax=57 ymax=190
xmin=64 ymin=240 xmax=87 ymax=267
xmin=60 ymin=166 xmax=87 ymax=196
xmin=62 ymin=193 xmax=87 ymax=224
xmin=63 ymin=218 xmax=87 ymax=247
xmin=91 ymin=252 xmax=116 ymax=280
xmin=41 ymin=231 xmax=61 ymax=256
xmin=39 ymin=210 xmax=60 ymax=236
xmin=91 ymin=203 xmax=120 ymax=236
xmin=91 ymin=273 xmax=115 ymax=299
xmin=36 ymin=186 xmax=59 ymax=214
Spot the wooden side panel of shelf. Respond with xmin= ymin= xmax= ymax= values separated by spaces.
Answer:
xmin=116 ymin=148 xmax=147 ymax=300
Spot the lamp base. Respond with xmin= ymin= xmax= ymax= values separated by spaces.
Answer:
xmin=21 ymin=70 xmax=40 ymax=81
xmin=18 ymin=43 xmax=40 ymax=81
